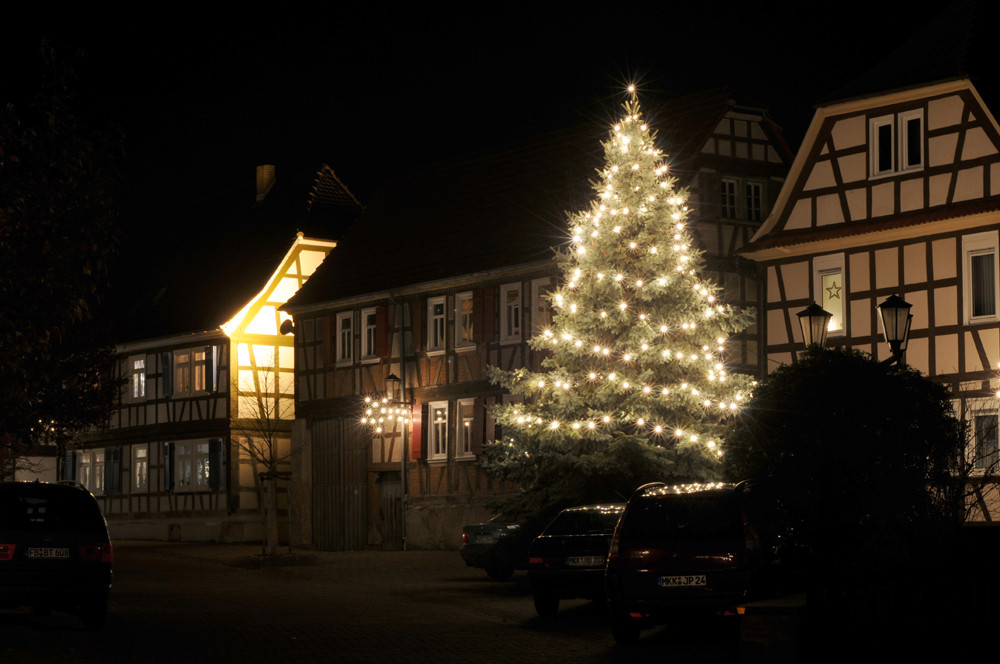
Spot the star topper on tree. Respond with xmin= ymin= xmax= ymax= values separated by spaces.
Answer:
xmin=484 ymin=87 xmax=755 ymax=506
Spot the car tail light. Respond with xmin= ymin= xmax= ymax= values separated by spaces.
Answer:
xmin=528 ymin=556 xmax=544 ymax=566
xmin=79 ymin=542 xmax=113 ymax=563
xmin=607 ymin=529 xmax=621 ymax=561
xmin=0 ymin=544 xmax=15 ymax=561
xmin=462 ymin=532 xmax=470 ymax=545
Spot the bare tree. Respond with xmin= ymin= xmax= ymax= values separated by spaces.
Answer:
xmin=954 ymin=393 xmax=1000 ymax=524
xmin=231 ymin=359 xmax=293 ymax=556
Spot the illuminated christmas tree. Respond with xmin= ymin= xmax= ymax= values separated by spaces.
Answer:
xmin=485 ymin=88 xmax=756 ymax=513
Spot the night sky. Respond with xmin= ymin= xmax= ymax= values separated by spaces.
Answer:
xmin=1 ymin=3 xmax=971 ymax=332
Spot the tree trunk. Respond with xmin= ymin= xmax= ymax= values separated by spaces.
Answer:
xmin=264 ymin=476 xmax=279 ymax=556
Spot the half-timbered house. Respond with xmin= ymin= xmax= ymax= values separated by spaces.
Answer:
xmin=741 ymin=8 xmax=1000 ymax=520
xmin=69 ymin=165 xmax=358 ymax=541
xmin=283 ymin=94 xmax=792 ymax=551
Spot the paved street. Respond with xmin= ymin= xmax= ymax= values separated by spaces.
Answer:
xmin=0 ymin=541 xmax=779 ymax=664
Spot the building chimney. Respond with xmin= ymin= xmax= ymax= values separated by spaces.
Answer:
xmin=256 ymin=164 xmax=276 ymax=203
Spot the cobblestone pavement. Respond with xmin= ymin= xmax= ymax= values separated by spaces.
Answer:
xmin=0 ymin=541 xmax=775 ymax=663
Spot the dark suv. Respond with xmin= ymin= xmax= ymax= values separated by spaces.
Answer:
xmin=0 ymin=481 xmax=114 ymax=629
xmin=605 ymin=481 xmax=775 ymax=644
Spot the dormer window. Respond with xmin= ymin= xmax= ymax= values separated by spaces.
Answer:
xmin=870 ymin=110 xmax=923 ymax=178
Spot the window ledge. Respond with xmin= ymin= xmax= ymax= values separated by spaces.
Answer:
xmin=454 ymin=344 xmax=476 ymax=353
xmin=426 ymin=349 xmax=446 ymax=357
xmin=360 ymin=357 xmax=381 ymax=365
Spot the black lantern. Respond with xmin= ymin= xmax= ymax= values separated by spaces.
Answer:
xmin=385 ymin=373 xmax=401 ymax=402
xmin=797 ymin=302 xmax=833 ymax=348
xmin=877 ymin=294 xmax=913 ymax=363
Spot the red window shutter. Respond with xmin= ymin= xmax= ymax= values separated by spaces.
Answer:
xmin=471 ymin=397 xmax=484 ymax=455
xmin=411 ymin=300 xmax=424 ymax=351
xmin=411 ymin=403 xmax=427 ymax=460
xmin=375 ymin=306 xmax=389 ymax=357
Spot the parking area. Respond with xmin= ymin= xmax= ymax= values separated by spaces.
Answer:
xmin=0 ymin=541 xmax=812 ymax=663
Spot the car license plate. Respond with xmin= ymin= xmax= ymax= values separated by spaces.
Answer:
xmin=566 ymin=555 xmax=605 ymax=566
xmin=474 ymin=535 xmax=496 ymax=544
xmin=659 ymin=575 xmax=706 ymax=587
xmin=27 ymin=547 xmax=70 ymax=559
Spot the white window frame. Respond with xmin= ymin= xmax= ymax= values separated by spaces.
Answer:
xmin=530 ymin=278 xmax=553 ymax=337
xmin=129 ymin=355 xmax=146 ymax=401
xmin=455 ymin=291 xmax=475 ymax=350
xmin=457 ymin=398 xmax=476 ymax=458
xmin=336 ymin=312 xmax=353 ymax=366
xmin=172 ymin=349 xmax=206 ymax=397
xmin=427 ymin=296 xmax=447 ymax=354
xmin=75 ymin=449 xmax=105 ymax=495
xmin=971 ymin=410 xmax=999 ymax=474
xmin=899 ymin=109 xmax=924 ymax=172
xmin=812 ymin=253 xmax=845 ymax=336
xmin=500 ymin=283 xmax=522 ymax=344
xmin=428 ymin=401 xmax=448 ymax=461
xmin=870 ymin=110 xmax=924 ymax=178
xmin=133 ymin=444 xmax=149 ymax=493
xmin=361 ymin=307 xmax=378 ymax=362
xmin=963 ymin=231 xmax=1000 ymax=324
xmin=870 ymin=115 xmax=896 ymax=177
xmin=175 ymin=441 xmax=211 ymax=491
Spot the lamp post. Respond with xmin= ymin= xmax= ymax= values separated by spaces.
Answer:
xmin=384 ymin=372 xmax=409 ymax=551
xmin=797 ymin=301 xmax=833 ymax=348
xmin=877 ymin=293 xmax=913 ymax=366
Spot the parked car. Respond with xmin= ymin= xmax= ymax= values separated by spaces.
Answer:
xmin=460 ymin=513 xmax=524 ymax=579
xmin=0 ymin=481 xmax=114 ymax=630
xmin=527 ymin=503 xmax=624 ymax=616
xmin=605 ymin=481 xmax=777 ymax=644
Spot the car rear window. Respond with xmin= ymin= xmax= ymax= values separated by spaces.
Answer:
xmin=0 ymin=487 xmax=106 ymax=532
xmin=621 ymin=492 xmax=742 ymax=543
xmin=544 ymin=507 xmax=623 ymax=536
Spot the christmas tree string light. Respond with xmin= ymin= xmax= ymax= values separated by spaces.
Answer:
xmin=487 ymin=89 xmax=755 ymax=463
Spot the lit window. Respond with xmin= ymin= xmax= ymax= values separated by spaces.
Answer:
xmin=963 ymin=231 xmax=1000 ymax=323
xmin=336 ymin=312 xmax=353 ymax=364
xmin=133 ymin=445 xmax=148 ymax=492
xmin=131 ymin=356 xmax=146 ymax=400
xmin=813 ymin=254 xmax=845 ymax=335
xmin=428 ymin=401 xmax=448 ymax=460
xmin=500 ymin=284 xmax=522 ymax=343
xmin=455 ymin=292 xmax=474 ymax=349
xmin=176 ymin=442 xmax=211 ymax=489
xmin=457 ymin=398 xmax=476 ymax=457
xmin=531 ymin=278 xmax=553 ymax=336
xmin=427 ymin=297 xmax=446 ymax=352
xmin=974 ymin=413 xmax=999 ymax=472
xmin=361 ymin=308 xmax=378 ymax=359
xmin=173 ymin=349 xmax=207 ymax=396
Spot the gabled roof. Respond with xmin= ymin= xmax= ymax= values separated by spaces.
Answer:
xmin=821 ymin=0 xmax=976 ymax=106
xmin=287 ymin=92 xmax=791 ymax=311
xmin=286 ymin=125 xmax=604 ymax=309
xmin=115 ymin=164 xmax=360 ymax=340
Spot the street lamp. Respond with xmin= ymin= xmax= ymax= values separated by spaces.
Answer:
xmin=877 ymin=293 xmax=913 ymax=366
xmin=797 ymin=302 xmax=833 ymax=348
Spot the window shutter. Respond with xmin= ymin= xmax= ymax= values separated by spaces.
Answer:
xmin=164 ymin=443 xmax=174 ymax=491
xmin=375 ymin=305 xmax=389 ymax=356
xmin=204 ymin=345 xmax=219 ymax=392
xmin=104 ymin=447 xmax=121 ymax=493
xmin=161 ymin=352 xmax=173 ymax=397
xmin=411 ymin=301 xmax=424 ymax=351
xmin=63 ymin=450 xmax=76 ymax=481
xmin=411 ymin=403 xmax=426 ymax=460
xmin=473 ymin=289 xmax=485 ymax=343
xmin=208 ymin=438 xmax=222 ymax=489
xmin=471 ymin=397 xmax=484 ymax=455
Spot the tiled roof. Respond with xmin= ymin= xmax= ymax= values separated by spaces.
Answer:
xmin=287 ymin=91 xmax=779 ymax=310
